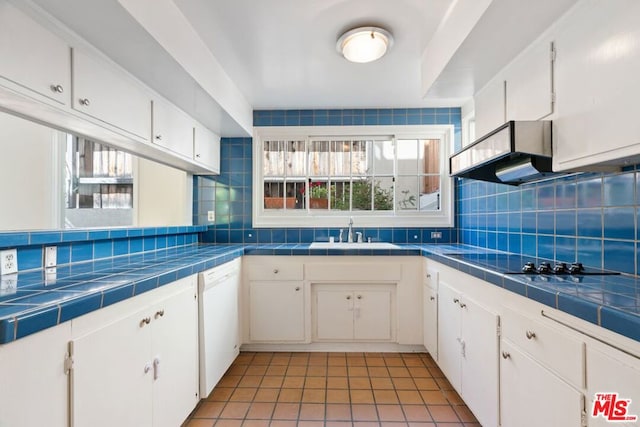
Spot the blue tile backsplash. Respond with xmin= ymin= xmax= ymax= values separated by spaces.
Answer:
xmin=457 ymin=168 xmax=640 ymax=275
xmin=194 ymin=108 xmax=462 ymax=244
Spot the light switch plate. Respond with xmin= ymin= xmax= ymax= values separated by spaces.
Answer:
xmin=45 ymin=246 xmax=57 ymax=268
xmin=0 ymin=249 xmax=18 ymax=275
xmin=207 ymin=211 xmax=215 ymax=222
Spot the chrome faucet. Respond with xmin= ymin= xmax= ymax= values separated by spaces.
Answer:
xmin=347 ymin=217 xmax=354 ymax=243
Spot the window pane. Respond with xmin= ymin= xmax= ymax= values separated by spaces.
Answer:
xmin=309 ymin=140 xmax=329 ymax=176
xmin=373 ymin=140 xmax=394 ymax=175
xmin=419 ymin=175 xmax=441 ymax=211
xmin=263 ymin=140 xmax=285 ymax=176
xmin=397 ymin=139 xmax=419 ymax=175
xmin=351 ymin=140 xmax=369 ymax=176
xmin=396 ymin=176 xmax=419 ymax=211
xmin=351 ymin=178 xmax=372 ymax=211
xmin=331 ymin=140 xmax=351 ymax=177
xmin=331 ymin=181 xmax=350 ymax=211
xmin=373 ymin=177 xmax=394 ymax=211
xmin=420 ymin=139 xmax=440 ymax=174
xmin=307 ymin=180 xmax=329 ymax=210
xmin=286 ymin=140 xmax=306 ymax=177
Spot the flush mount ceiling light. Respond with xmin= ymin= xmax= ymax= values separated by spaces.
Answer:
xmin=337 ymin=26 xmax=394 ymax=63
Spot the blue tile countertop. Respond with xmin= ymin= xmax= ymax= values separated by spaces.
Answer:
xmin=0 ymin=243 xmax=638 ymax=344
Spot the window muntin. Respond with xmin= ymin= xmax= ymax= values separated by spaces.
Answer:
xmin=254 ymin=126 xmax=454 ymax=228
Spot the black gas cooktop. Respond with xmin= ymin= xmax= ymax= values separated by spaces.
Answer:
xmin=446 ymin=253 xmax=620 ymax=276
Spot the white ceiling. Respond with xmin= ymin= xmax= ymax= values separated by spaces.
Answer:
xmin=27 ymin=0 xmax=579 ymax=135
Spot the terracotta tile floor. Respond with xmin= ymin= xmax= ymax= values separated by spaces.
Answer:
xmin=184 ymin=352 xmax=481 ymax=427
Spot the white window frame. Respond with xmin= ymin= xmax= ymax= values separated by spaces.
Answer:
xmin=252 ymin=125 xmax=455 ymax=228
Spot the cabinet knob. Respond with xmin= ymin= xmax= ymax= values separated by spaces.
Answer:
xmin=295 ymin=286 xmax=300 ymax=291
xmin=453 ymin=298 xmax=459 ymax=304
xmin=144 ymin=363 xmax=152 ymax=374
xmin=426 ymin=274 xmax=431 ymax=278
xmin=154 ymin=309 xmax=165 ymax=319
xmin=196 ymin=154 xmax=201 ymax=158
xmin=140 ymin=317 xmax=151 ymax=327
xmin=429 ymin=296 xmax=435 ymax=301
xmin=525 ymin=330 xmax=537 ymax=340
xmin=273 ymin=269 xmax=279 ymax=274
xmin=50 ymin=84 xmax=64 ymax=94
xmin=501 ymin=351 xmax=511 ymax=360
xmin=79 ymin=98 xmax=90 ymax=106
xmin=155 ymin=134 xmax=162 ymax=141
xmin=357 ymin=295 xmax=362 ymax=300
xmin=459 ymin=302 xmax=467 ymax=308
xmin=346 ymin=295 xmax=352 ymax=300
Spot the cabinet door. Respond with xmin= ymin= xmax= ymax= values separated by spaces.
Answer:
xmin=437 ymin=282 xmax=462 ymax=390
xmin=460 ymin=296 xmax=499 ymax=427
xmin=553 ymin=0 xmax=640 ymax=170
xmin=151 ymin=286 xmax=199 ymax=427
xmin=201 ymin=271 xmax=240 ymax=397
xmin=501 ymin=340 xmax=583 ymax=427
xmin=152 ymin=100 xmax=194 ymax=159
xmin=0 ymin=322 xmax=71 ymax=427
xmin=505 ymin=41 xmax=554 ymax=121
xmin=315 ymin=289 xmax=354 ymax=340
xmin=0 ymin=2 xmax=70 ymax=106
xmin=586 ymin=345 xmax=640 ymax=427
xmin=194 ymin=123 xmax=221 ymax=173
xmin=474 ymin=76 xmax=505 ymax=138
xmin=354 ymin=289 xmax=393 ymax=341
xmin=72 ymin=48 xmax=151 ymax=140
xmin=72 ymin=306 xmax=153 ymax=427
xmin=249 ymin=281 xmax=305 ymax=341
xmin=423 ymin=285 xmax=438 ymax=359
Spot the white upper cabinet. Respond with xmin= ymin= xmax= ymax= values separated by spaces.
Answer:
xmin=0 ymin=2 xmax=70 ymax=106
xmin=152 ymin=99 xmax=194 ymax=159
xmin=552 ymin=0 xmax=640 ymax=170
xmin=72 ymin=48 xmax=151 ymax=141
xmin=505 ymin=41 xmax=555 ymax=122
xmin=473 ymin=75 xmax=505 ymax=138
xmin=194 ymin=123 xmax=221 ymax=173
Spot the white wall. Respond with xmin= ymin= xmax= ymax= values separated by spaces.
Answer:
xmin=0 ymin=112 xmax=59 ymax=230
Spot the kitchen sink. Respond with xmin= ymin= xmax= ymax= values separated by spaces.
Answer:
xmin=309 ymin=242 xmax=401 ymax=250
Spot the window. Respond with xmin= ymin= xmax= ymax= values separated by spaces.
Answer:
xmin=253 ymin=125 xmax=454 ymax=228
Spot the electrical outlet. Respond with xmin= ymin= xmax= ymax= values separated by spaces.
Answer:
xmin=431 ymin=231 xmax=442 ymax=239
xmin=45 ymin=246 xmax=57 ymax=268
xmin=0 ymin=249 xmax=18 ymax=275
xmin=207 ymin=211 xmax=215 ymax=222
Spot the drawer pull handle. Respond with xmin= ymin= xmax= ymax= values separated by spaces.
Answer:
xmin=50 ymin=84 xmax=64 ymax=93
xmin=295 ymin=287 xmax=300 ymax=291
xmin=144 ymin=363 xmax=152 ymax=374
xmin=501 ymin=351 xmax=511 ymax=360
xmin=155 ymin=309 xmax=165 ymax=319
xmin=426 ymin=274 xmax=431 ymax=278
xmin=140 ymin=317 xmax=151 ymax=327
xmin=79 ymin=98 xmax=90 ymax=106
xmin=453 ymin=298 xmax=459 ymax=304
xmin=526 ymin=330 xmax=536 ymax=340
xmin=429 ymin=296 xmax=435 ymax=301
xmin=273 ymin=269 xmax=279 ymax=274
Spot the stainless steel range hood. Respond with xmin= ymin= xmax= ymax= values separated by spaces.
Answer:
xmin=450 ymin=121 xmax=558 ymax=185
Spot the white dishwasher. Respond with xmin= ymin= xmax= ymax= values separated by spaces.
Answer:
xmin=198 ymin=258 xmax=241 ymax=398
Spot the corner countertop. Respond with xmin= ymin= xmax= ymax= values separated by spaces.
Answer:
xmin=0 ymin=243 xmax=638 ymax=344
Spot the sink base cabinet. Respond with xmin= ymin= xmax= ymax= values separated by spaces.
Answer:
xmin=0 ymin=322 xmax=71 ymax=427
xmin=71 ymin=276 xmax=198 ymax=427
xmin=313 ymin=285 xmax=395 ymax=342
xmin=248 ymin=281 xmax=305 ymax=342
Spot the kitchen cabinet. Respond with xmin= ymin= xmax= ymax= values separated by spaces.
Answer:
xmin=72 ymin=48 xmax=151 ymax=141
xmin=199 ymin=259 xmax=241 ymax=397
xmin=194 ymin=123 xmax=221 ymax=173
xmin=313 ymin=285 xmax=395 ymax=341
xmin=550 ymin=0 xmax=640 ymax=170
xmin=473 ymin=75 xmax=505 ymax=138
xmin=0 ymin=2 xmax=70 ymax=107
xmin=437 ymin=281 xmax=499 ymax=427
xmin=152 ymin=99 xmax=194 ymax=159
xmin=0 ymin=321 xmax=71 ymax=427
xmin=505 ymin=41 xmax=555 ymax=122
xmin=500 ymin=340 xmax=584 ymax=427
xmin=423 ymin=266 xmax=438 ymax=359
xmin=248 ymin=281 xmax=305 ymax=342
xmin=586 ymin=344 xmax=640 ymax=427
xmin=71 ymin=275 xmax=198 ymax=427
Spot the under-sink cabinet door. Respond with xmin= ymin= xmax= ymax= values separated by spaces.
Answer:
xmin=353 ymin=290 xmax=393 ymax=341
xmin=315 ymin=289 xmax=355 ymax=340
xmin=72 ymin=306 xmax=153 ymax=427
xmin=249 ymin=281 xmax=305 ymax=342
xmin=500 ymin=340 xmax=584 ymax=427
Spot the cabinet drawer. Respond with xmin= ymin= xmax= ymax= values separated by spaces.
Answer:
xmin=502 ymin=307 xmax=584 ymax=387
xmin=245 ymin=260 xmax=303 ymax=281
xmin=305 ymin=263 xmax=401 ymax=281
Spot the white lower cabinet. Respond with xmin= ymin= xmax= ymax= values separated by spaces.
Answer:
xmin=0 ymin=322 xmax=71 ymax=427
xmin=500 ymin=339 xmax=584 ymax=427
xmin=248 ymin=281 xmax=305 ymax=342
xmin=423 ymin=266 xmax=438 ymax=360
xmin=437 ymin=281 xmax=499 ymax=427
xmin=586 ymin=345 xmax=640 ymax=427
xmin=313 ymin=285 xmax=395 ymax=341
xmin=71 ymin=276 xmax=198 ymax=427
